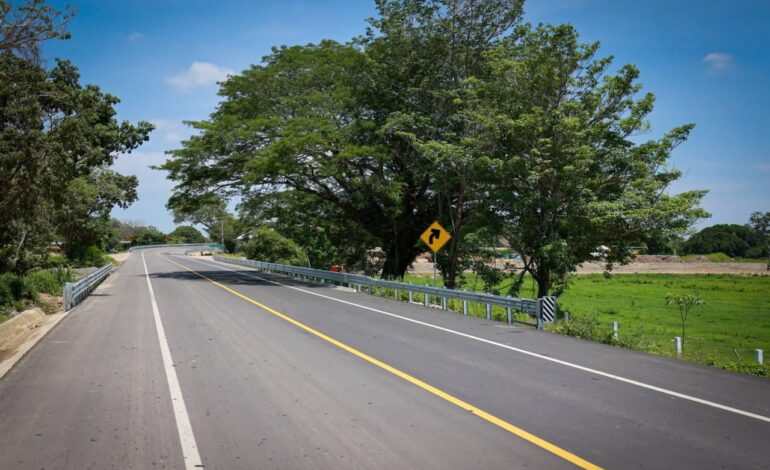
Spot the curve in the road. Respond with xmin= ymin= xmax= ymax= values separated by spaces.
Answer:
xmin=162 ymin=254 xmax=602 ymax=470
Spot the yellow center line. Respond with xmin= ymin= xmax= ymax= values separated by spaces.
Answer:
xmin=160 ymin=254 xmax=602 ymax=470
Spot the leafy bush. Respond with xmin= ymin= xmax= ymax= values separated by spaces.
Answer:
xmin=0 ymin=273 xmax=26 ymax=314
xmin=167 ymin=225 xmax=206 ymax=243
xmin=549 ymin=313 xmax=612 ymax=342
xmin=25 ymin=268 xmax=71 ymax=296
xmin=68 ymin=245 xmax=112 ymax=267
xmin=45 ymin=253 xmax=70 ymax=268
xmin=239 ymin=227 xmax=308 ymax=266
xmin=0 ymin=273 xmax=26 ymax=302
xmin=134 ymin=226 xmax=167 ymax=245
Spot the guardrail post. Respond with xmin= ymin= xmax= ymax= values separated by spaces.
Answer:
xmin=423 ymin=293 xmax=429 ymax=307
xmin=537 ymin=296 xmax=557 ymax=330
xmin=536 ymin=298 xmax=543 ymax=330
xmin=485 ymin=304 xmax=491 ymax=320
xmin=462 ymin=300 xmax=468 ymax=315
xmin=409 ymin=290 xmax=413 ymax=303
xmin=442 ymin=296 xmax=447 ymax=310
xmin=394 ymin=288 xmax=399 ymax=300
xmin=756 ymin=349 xmax=764 ymax=365
xmin=506 ymin=306 xmax=512 ymax=325
xmin=675 ymin=337 xmax=682 ymax=356
xmin=63 ymin=282 xmax=73 ymax=310
xmin=613 ymin=321 xmax=618 ymax=339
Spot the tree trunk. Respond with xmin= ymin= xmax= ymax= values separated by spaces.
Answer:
xmin=9 ymin=228 xmax=28 ymax=273
xmin=534 ymin=263 xmax=550 ymax=298
xmin=442 ymin=234 xmax=461 ymax=289
xmin=380 ymin=229 xmax=422 ymax=279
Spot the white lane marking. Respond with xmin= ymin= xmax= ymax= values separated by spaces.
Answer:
xmin=181 ymin=255 xmax=770 ymax=425
xmin=142 ymin=252 xmax=203 ymax=469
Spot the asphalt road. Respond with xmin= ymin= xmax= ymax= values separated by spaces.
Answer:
xmin=0 ymin=247 xmax=768 ymax=469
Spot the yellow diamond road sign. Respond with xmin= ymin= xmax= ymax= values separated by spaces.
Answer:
xmin=420 ymin=221 xmax=451 ymax=253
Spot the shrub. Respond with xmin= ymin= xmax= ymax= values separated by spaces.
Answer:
xmin=25 ymin=268 xmax=70 ymax=296
xmin=240 ymin=228 xmax=307 ymax=266
xmin=0 ymin=273 xmax=26 ymax=302
xmin=0 ymin=273 xmax=26 ymax=313
xmin=45 ymin=253 xmax=70 ymax=268
xmin=69 ymin=245 xmax=111 ymax=267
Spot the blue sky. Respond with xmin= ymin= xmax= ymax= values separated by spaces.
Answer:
xmin=43 ymin=0 xmax=770 ymax=232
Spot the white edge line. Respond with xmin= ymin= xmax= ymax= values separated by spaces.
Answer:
xmin=143 ymin=252 xmax=203 ymax=469
xmin=179 ymin=255 xmax=770 ymax=425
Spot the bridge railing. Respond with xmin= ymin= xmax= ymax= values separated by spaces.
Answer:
xmin=62 ymin=264 xmax=113 ymax=311
xmin=212 ymin=256 xmax=556 ymax=329
xmin=128 ymin=243 xmax=213 ymax=252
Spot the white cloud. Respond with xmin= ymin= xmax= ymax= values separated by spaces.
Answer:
xmin=166 ymin=62 xmax=233 ymax=92
xmin=110 ymin=151 xmax=176 ymax=231
xmin=703 ymin=52 xmax=733 ymax=73
xmin=127 ymin=31 xmax=143 ymax=42
xmin=150 ymin=119 xmax=188 ymax=144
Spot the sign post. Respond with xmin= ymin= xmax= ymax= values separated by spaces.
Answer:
xmin=420 ymin=221 xmax=451 ymax=287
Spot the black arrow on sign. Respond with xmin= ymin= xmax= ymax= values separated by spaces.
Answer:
xmin=428 ymin=228 xmax=441 ymax=245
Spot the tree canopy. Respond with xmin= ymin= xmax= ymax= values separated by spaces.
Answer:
xmin=0 ymin=1 xmax=152 ymax=273
xmin=159 ymin=0 xmax=708 ymax=296
xmin=681 ymin=224 xmax=766 ymax=259
xmin=168 ymin=226 xmax=207 ymax=244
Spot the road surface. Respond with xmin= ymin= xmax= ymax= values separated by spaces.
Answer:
xmin=0 ymin=246 xmax=768 ymax=469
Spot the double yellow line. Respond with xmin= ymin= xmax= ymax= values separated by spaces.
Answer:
xmin=161 ymin=254 xmax=602 ymax=470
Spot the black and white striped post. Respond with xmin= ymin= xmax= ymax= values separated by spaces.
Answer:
xmin=537 ymin=296 xmax=557 ymax=330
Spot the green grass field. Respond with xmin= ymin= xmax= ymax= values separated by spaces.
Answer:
xmin=558 ymin=274 xmax=770 ymax=360
xmin=401 ymin=272 xmax=770 ymax=375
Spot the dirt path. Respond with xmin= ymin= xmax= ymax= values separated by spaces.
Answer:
xmin=576 ymin=261 xmax=768 ymax=275
xmin=408 ymin=257 xmax=768 ymax=276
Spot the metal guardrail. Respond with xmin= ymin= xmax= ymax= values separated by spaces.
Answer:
xmin=128 ymin=243 xmax=212 ymax=252
xmin=62 ymin=264 xmax=113 ymax=310
xmin=212 ymin=256 xmax=556 ymax=329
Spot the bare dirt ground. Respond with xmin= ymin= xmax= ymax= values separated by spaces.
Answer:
xmin=408 ymin=255 xmax=769 ymax=276
xmin=575 ymin=260 xmax=767 ymax=275
xmin=0 ymin=308 xmax=67 ymax=379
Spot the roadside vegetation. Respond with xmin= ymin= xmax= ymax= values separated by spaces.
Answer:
xmin=0 ymin=2 xmax=215 ymax=322
xmin=158 ymin=0 xmax=768 ymax=376
xmin=0 ymin=219 xmax=209 ymax=323
xmin=395 ymin=271 xmax=769 ymax=377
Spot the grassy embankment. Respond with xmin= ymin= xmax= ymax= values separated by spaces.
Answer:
xmin=0 ymin=252 xmax=119 ymax=324
xmin=401 ymin=272 xmax=770 ymax=376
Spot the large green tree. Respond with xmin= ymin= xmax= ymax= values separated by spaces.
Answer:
xmin=159 ymin=1 xmax=707 ymax=292
xmin=0 ymin=54 xmax=151 ymax=272
xmin=160 ymin=40 xmax=431 ymax=278
xmin=681 ymin=224 xmax=766 ymax=258
xmin=55 ymin=170 xmax=138 ymax=257
xmin=362 ymin=0 xmax=525 ymax=287
xmin=161 ymin=1 xmax=524 ymax=279
xmin=470 ymin=24 xmax=708 ymax=296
